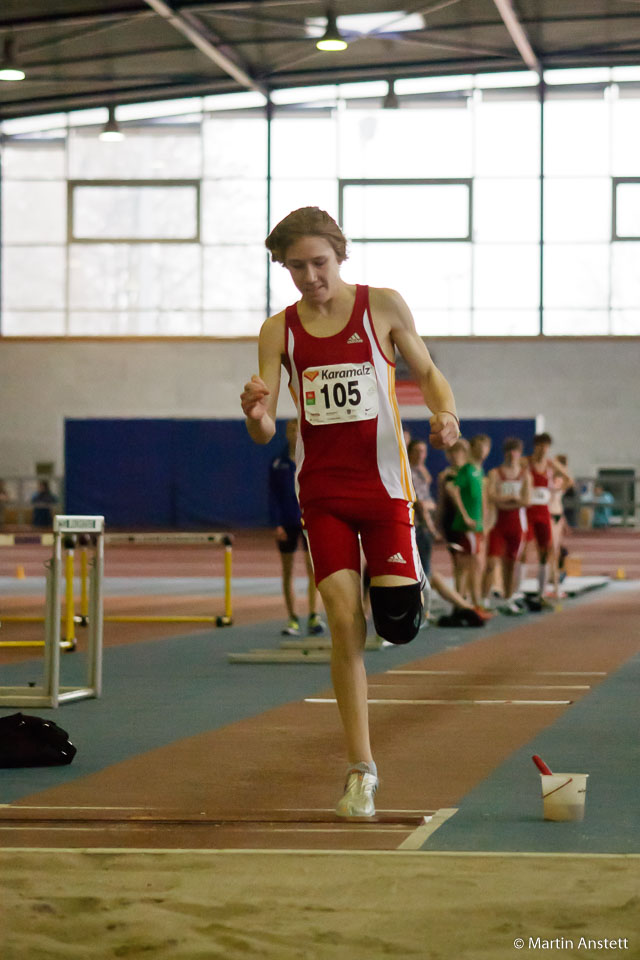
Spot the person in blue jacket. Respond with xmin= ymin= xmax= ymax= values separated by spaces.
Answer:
xmin=270 ymin=419 xmax=326 ymax=637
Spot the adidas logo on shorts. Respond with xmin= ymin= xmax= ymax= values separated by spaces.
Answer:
xmin=387 ymin=552 xmax=406 ymax=563
xmin=346 ymin=332 xmax=363 ymax=344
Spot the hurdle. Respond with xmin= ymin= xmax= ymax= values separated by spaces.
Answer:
xmin=0 ymin=515 xmax=104 ymax=708
xmin=0 ymin=531 xmax=82 ymax=648
xmin=102 ymin=532 xmax=233 ymax=626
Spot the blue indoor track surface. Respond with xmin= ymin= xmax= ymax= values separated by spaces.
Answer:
xmin=422 ymin=652 xmax=640 ymax=855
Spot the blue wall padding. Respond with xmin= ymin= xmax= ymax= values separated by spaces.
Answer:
xmin=65 ymin=417 xmax=536 ymax=529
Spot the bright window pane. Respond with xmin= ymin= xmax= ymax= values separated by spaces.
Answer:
xmin=413 ymin=309 xmax=471 ymax=336
xmin=544 ymin=245 xmax=609 ymax=308
xmin=1 ymin=311 xmax=66 ymax=336
xmin=269 ymin=260 xmax=299 ymax=313
xmin=342 ymin=183 xmax=470 ymax=239
xmin=271 ymin=115 xmax=337 ymax=179
xmin=72 ymin=185 xmax=198 ymax=241
xmin=544 ymin=98 xmax=610 ymax=176
xmin=339 ymin=106 xmax=472 ymax=179
xmin=3 ymin=246 xmax=66 ymax=309
xmin=544 ymin=179 xmax=611 ymax=242
xmin=2 ymin=139 xmax=66 ymax=180
xmin=69 ymin=127 xmax=202 ymax=179
xmin=474 ymin=309 xmax=539 ymax=336
xmin=344 ymin=242 xmax=472 ymax=310
xmin=3 ymin=181 xmax=66 ymax=243
xmin=611 ymin=96 xmax=640 ymax=176
xmin=203 ymin=245 xmax=265 ymax=310
xmin=68 ymin=311 xmax=202 ymax=336
xmin=611 ymin=309 xmax=640 ymax=334
xmin=69 ymin=244 xmax=201 ymax=310
xmin=473 ymin=245 xmax=539 ymax=308
xmin=270 ymin=180 xmax=338 ymax=231
xmin=611 ymin=243 xmax=640 ymax=307
xmin=473 ymin=179 xmax=539 ymax=242
xmin=203 ymin=114 xmax=266 ymax=179
xmin=615 ymin=182 xmax=640 ymax=238
xmin=203 ymin=310 xmax=264 ymax=336
xmin=543 ymin=310 xmax=610 ymax=335
xmin=474 ymin=99 xmax=540 ymax=177
xmin=201 ymin=180 xmax=266 ymax=244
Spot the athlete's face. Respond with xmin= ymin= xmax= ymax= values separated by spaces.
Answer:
xmin=505 ymin=447 xmax=522 ymax=467
xmin=284 ymin=236 xmax=342 ymax=303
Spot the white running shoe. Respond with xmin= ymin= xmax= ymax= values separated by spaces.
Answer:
xmin=335 ymin=770 xmax=378 ymax=818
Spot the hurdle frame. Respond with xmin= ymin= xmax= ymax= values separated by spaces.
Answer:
xmin=0 ymin=516 xmax=104 ymax=708
xmin=102 ymin=531 xmax=233 ymax=626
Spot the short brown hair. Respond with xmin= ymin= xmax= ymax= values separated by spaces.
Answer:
xmin=503 ymin=437 xmax=523 ymax=454
xmin=534 ymin=432 xmax=552 ymax=446
xmin=265 ymin=207 xmax=348 ymax=264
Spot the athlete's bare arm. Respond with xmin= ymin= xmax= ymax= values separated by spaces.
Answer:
xmin=549 ymin=457 xmax=572 ymax=485
xmin=369 ymin=287 xmax=459 ymax=450
xmin=241 ymin=312 xmax=285 ymax=445
xmin=446 ymin=480 xmax=475 ymax=530
xmin=520 ymin=470 xmax=531 ymax=507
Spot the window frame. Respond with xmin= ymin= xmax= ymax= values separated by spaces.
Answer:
xmin=67 ymin=179 xmax=201 ymax=244
xmin=611 ymin=177 xmax=640 ymax=242
xmin=338 ymin=177 xmax=473 ymax=243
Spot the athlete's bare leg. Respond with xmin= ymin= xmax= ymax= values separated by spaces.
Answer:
xmin=502 ymin=557 xmax=517 ymax=599
xmin=482 ymin=555 xmax=499 ymax=602
xmin=459 ymin=555 xmax=482 ymax=607
xmin=280 ymin=552 xmax=296 ymax=619
xmin=304 ymin=550 xmax=318 ymax=616
xmin=430 ymin=569 xmax=476 ymax=610
xmin=318 ymin=568 xmax=372 ymax=765
xmin=319 ymin=570 xmax=417 ymax=766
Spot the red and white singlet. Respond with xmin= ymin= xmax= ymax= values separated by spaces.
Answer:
xmin=488 ymin=467 xmax=527 ymax=561
xmin=527 ymin=463 xmax=553 ymax=548
xmin=284 ymin=284 xmax=414 ymax=509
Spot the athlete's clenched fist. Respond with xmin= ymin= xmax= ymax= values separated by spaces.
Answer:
xmin=429 ymin=412 xmax=460 ymax=450
xmin=241 ymin=374 xmax=270 ymax=420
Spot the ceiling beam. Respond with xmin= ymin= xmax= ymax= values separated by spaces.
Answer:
xmin=142 ymin=0 xmax=266 ymax=93
xmin=491 ymin=0 xmax=541 ymax=75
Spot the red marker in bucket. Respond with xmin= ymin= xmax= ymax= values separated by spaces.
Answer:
xmin=532 ymin=754 xmax=553 ymax=775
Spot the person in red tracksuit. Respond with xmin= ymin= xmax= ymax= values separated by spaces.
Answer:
xmin=525 ymin=432 xmax=572 ymax=605
xmin=241 ymin=207 xmax=459 ymax=818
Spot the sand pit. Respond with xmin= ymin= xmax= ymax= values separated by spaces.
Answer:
xmin=1 ymin=850 xmax=638 ymax=959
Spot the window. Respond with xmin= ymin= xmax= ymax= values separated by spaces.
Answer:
xmin=69 ymin=181 xmax=200 ymax=243
xmin=339 ymin=180 xmax=472 ymax=241
xmin=612 ymin=179 xmax=640 ymax=240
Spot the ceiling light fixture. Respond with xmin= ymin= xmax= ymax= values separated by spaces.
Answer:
xmin=99 ymin=105 xmax=125 ymax=142
xmin=316 ymin=11 xmax=348 ymax=52
xmin=0 ymin=38 xmax=26 ymax=82
xmin=383 ymin=79 xmax=399 ymax=109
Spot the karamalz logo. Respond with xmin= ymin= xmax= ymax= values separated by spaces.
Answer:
xmin=321 ymin=364 xmax=371 ymax=380
xmin=304 ymin=370 xmax=319 ymax=382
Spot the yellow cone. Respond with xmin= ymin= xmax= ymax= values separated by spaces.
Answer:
xmin=16 ymin=564 xmax=26 ymax=579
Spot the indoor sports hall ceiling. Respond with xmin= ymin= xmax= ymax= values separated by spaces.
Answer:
xmin=1 ymin=0 xmax=640 ymax=118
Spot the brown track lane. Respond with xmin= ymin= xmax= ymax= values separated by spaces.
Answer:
xmin=2 ymin=587 xmax=639 ymax=852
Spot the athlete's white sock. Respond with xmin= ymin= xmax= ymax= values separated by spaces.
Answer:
xmin=348 ymin=760 xmax=377 ymax=778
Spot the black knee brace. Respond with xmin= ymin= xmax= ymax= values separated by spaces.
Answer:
xmin=369 ymin=582 xmax=423 ymax=646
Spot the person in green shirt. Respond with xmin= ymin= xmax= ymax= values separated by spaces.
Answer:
xmin=446 ymin=437 xmax=488 ymax=610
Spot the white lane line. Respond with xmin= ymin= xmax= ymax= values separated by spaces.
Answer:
xmin=305 ymin=698 xmax=572 ymax=706
xmin=387 ymin=671 xmax=605 ymax=678
xmin=369 ymin=683 xmax=590 ymax=690
xmin=0 ymin=805 xmax=150 ymax=811
xmin=397 ymin=808 xmax=458 ymax=851
xmin=277 ymin=808 xmax=435 ymax=815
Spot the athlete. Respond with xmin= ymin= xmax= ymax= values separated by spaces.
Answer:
xmin=270 ymin=418 xmax=326 ymax=637
xmin=485 ymin=437 xmax=530 ymax=614
xmin=525 ymin=433 xmax=572 ymax=606
xmin=445 ymin=439 xmax=487 ymax=612
xmin=241 ymin=207 xmax=459 ymax=818
xmin=548 ymin=453 xmax=573 ymax=597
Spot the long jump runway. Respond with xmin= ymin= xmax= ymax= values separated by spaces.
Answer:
xmin=1 ymin=582 xmax=639 ymax=854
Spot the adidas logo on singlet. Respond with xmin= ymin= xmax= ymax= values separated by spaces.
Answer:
xmin=387 ymin=552 xmax=406 ymax=563
xmin=346 ymin=332 xmax=363 ymax=344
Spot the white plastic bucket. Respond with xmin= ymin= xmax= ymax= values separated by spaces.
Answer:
xmin=540 ymin=773 xmax=589 ymax=821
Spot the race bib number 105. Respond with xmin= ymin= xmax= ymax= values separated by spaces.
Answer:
xmin=302 ymin=362 xmax=379 ymax=426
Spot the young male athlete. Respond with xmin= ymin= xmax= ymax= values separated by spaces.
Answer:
xmin=485 ymin=437 xmax=530 ymax=614
xmin=241 ymin=207 xmax=459 ymax=818
xmin=270 ymin=418 xmax=326 ymax=637
xmin=525 ymin=433 xmax=571 ymax=606
xmin=445 ymin=439 xmax=487 ymax=612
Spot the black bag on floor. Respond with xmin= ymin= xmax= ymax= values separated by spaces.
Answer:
xmin=0 ymin=712 xmax=77 ymax=767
